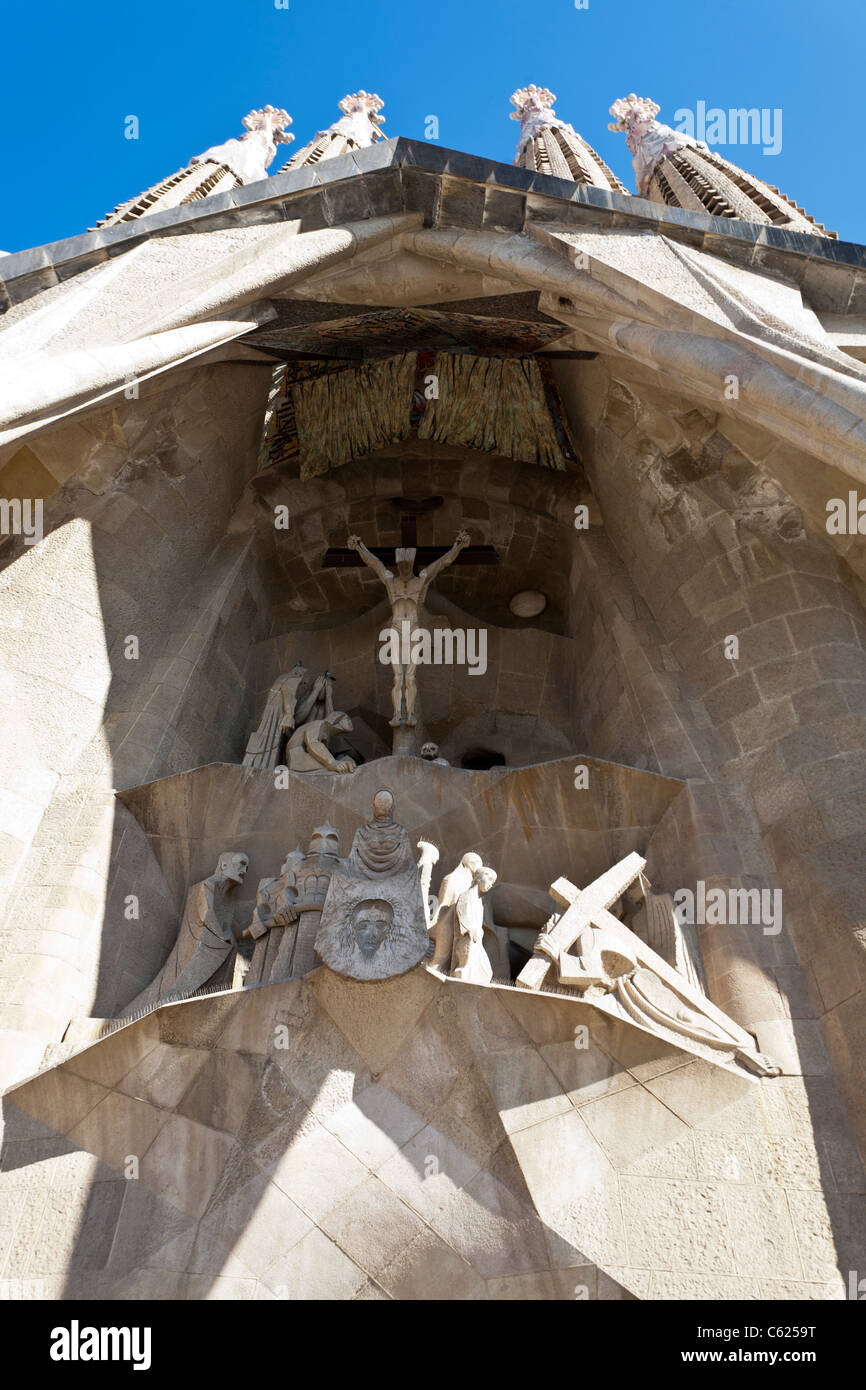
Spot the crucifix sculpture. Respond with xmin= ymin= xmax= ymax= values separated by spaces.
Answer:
xmin=322 ymin=504 xmax=498 ymax=756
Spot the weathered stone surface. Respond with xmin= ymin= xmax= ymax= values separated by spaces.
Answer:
xmin=3 ymin=964 xmax=860 ymax=1299
xmin=315 ymin=790 xmax=430 ymax=980
xmin=2 ymin=164 xmax=866 ymax=1303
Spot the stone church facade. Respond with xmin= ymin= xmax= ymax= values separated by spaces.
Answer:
xmin=0 ymin=87 xmax=864 ymax=1300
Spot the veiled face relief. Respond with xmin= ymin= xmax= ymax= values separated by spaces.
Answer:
xmin=352 ymin=899 xmax=394 ymax=958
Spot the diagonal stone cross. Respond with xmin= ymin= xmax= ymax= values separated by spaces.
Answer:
xmin=517 ymin=852 xmax=646 ymax=991
xmin=517 ymin=852 xmax=760 ymax=1054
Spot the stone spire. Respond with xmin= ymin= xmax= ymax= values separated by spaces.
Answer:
xmin=510 ymin=84 xmax=627 ymax=192
xmin=96 ymin=106 xmax=294 ymax=229
xmin=282 ymin=91 xmax=386 ymax=170
xmin=608 ymin=93 xmax=834 ymax=237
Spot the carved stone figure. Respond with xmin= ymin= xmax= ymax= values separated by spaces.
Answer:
xmin=349 ymin=788 xmax=413 ymax=875
xmin=420 ymin=741 xmax=449 ymax=765
xmin=244 ymin=848 xmax=304 ymax=988
xmin=243 ymin=661 xmax=337 ymax=769
xmin=285 ymin=712 xmax=356 ymax=774
xmin=242 ymin=825 xmax=342 ymax=985
xmin=315 ymin=789 xmax=428 ymax=980
xmin=288 ymin=822 xmax=342 ymax=978
xmin=615 ymin=967 xmax=781 ymax=1077
xmin=627 ymin=881 xmax=704 ymax=994
xmin=453 ymin=866 xmax=498 ymax=984
xmin=428 ymin=851 xmax=482 ymax=972
xmin=351 ymin=899 xmax=395 ymax=959
xmin=347 ymin=530 xmax=470 ymax=727
xmin=136 ymin=851 xmax=250 ymax=1006
xmin=518 ymin=854 xmax=781 ymax=1079
xmin=417 ymin=840 xmax=440 ymax=929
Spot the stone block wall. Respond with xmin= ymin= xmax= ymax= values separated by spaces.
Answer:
xmin=556 ymin=353 xmax=866 ymax=1162
xmin=0 ymin=363 xmax=272 ymax=1081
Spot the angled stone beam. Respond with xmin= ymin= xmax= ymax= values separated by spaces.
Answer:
xmin=0 ymin=214 xmax=421 ymax=447
xmin=140 ymin=212 xmax=423 ymax=335
xmin=404 ymin=226 xmax=866 ymax=486
xmin=0 ymin=304 xmax=275 ymax=448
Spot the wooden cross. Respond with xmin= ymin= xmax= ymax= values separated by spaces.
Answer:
xmin=322 ymin=506 xmax=498 ymax=574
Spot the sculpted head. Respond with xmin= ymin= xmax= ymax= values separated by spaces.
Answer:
xmin=309 ymin=822 xmax=340 ymax=858
xmin=372 ymin=788 xmax=395 ymax=821
xmin=461 ymin=852 xmax=483 ymax=874
xmin=352 ymin=898 xmax=394 ymax=959
xmin=474 ymin=866 xmax=497 ymax=895
xmin=217 ymin=851 xmax=249 ymax=886
xmin=420 ymin=742 xmax=439 ymax=761
xmin=395 ymin=546 xmax=416 ymax=581
xmin=328 ymin=712 xmax=353 ymax=736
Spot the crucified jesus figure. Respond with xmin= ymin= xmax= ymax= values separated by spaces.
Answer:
xmin=347 ymin=530 xmax=470 ymax=727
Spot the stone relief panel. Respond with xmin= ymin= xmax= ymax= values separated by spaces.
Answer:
xmin=315 ymin=790 xmax=429 ymax=981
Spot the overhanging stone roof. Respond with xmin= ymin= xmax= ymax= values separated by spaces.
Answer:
xmin=2 ymin=137 xmax=865 ymax=318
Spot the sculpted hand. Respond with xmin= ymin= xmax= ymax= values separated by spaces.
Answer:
xmin=347 ymin=535 xmax=362 ymax=550
xmin=455 ymin=529 xmax=471 ymax=547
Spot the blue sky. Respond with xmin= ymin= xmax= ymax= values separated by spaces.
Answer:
xmin=1 ymin=0 xmax=863 ymax=252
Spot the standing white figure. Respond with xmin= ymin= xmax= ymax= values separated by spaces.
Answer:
xmin=428 ymin=851 xmax=483 ymax=972
xmin=417 ymin=840 xmax=440 ymax=930
xmin=453 ymin=867 xmax=498 ymax=984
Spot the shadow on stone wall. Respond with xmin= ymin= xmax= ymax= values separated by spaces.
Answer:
xmin=4 ymin=968 xmax=863 ymax=1299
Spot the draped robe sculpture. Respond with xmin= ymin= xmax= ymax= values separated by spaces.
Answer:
xmin=242 ymin=661 xmax=337 ymax=769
